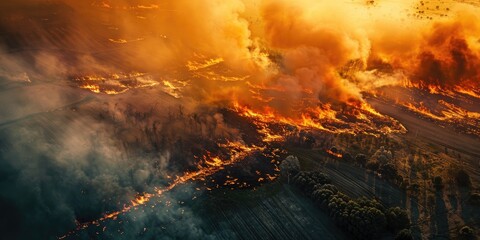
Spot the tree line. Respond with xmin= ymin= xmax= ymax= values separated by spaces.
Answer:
xmin=280 ymin=156 xmax=413 ymax=240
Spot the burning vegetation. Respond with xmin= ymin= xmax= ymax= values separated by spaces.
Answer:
xmin=0 ymin=0 xmax=479 ymax=240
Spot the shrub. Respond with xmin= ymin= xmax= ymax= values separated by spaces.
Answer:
xmin=459 ymin=226 xmax=476 ymax=240
xmin=469 ymin=193 xmax=480 ymax=206
xmin=292 ymin=171 xmax=331 ymax=193
xmin=379 ymin=163 xmax=398 ymax=181
xmin=279 ymin=155 xmax=300 ymax=183
xmin=366 ymin=160 xmax=380 ymax=171
xmin=395 ymin=229 xmax=414 ymax=240
xmin=386 ymin=207 xmax=411 ymax=233
xmin=355 ymin=154 xmax=367 ymax=166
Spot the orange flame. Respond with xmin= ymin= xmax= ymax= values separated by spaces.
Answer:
xmin=58 ymin=140 xmax=266 ymax=239
xmin=326 ymin=149 xmax=343 ymax=158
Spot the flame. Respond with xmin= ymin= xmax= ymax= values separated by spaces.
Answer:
xmin=92 ymin=1 xmax=161 ymax=10
xmin=402 ymin=102 xmax=445 ymax=121
xmin=161 ymin=80 xmax=187 ymax=98
xmin=203 ymin=153 xmax=223 ymax=167
xmin=186 ymin=57 xmax=224 ymax=71
xmin=137 ymin=5 xmax=160 ymax=10
xmin=394 ymin=95 xmax=480 ymax=136
xmin=403 ymin=80 xmax=457 ymax=98
xmin=108 ymin=38 xmax=145 ymax=44
xmin=232 ymin=100 xmax=405 ymax=136
xmin=326 ymin=149 xmax=343 ymax=158
xmin=74 ymin=72 xmax=159 ymax=95
xmin=58 ymin=140 xmax=268 ymax=239
xmin=80 ymin=84 xmax=100 ymax=93
xmin=108 ymin=38 xmax=128 ymax=44
xmin=396 ymin=83 xmax=480 ymax=123
xmin=455 ymin=86 xmax=480 ymax=99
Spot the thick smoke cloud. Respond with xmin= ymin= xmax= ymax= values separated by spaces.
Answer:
xmin=0 ymin=46 xmax=240 ymax=240
xmin=2 ymin=0 xmax=478 ymax=111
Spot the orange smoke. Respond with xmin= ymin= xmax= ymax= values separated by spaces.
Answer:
xmin=363 ymin=2 xmax=480 ymax=93
xmin=2 ymin=0 xmax=479 ymax=132
xmin=404 ymin=21 xmax=479 ymax=91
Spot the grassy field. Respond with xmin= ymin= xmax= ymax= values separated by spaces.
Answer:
xmin=196 ymin=183 xmax=348 ymax=240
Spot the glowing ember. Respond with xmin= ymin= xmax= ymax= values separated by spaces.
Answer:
xmin=74 ymin=72 xmax=159 ymax=95
xmin=186 ymin=57 xmax=224 ymax=71
xmin=326 ymin=149 xmax=343 ymax=158
xmin=108 ymin=38 xmax=144 ymax=44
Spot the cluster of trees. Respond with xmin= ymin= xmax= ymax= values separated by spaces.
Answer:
xmin=338 ymin=149 xmax=407 ymax=188
xmin=282 ymin=162 xmax=412 ymax=239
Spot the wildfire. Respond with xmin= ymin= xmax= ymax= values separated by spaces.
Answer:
xmin=455 ymin=86 xmax=480 ymax=99
xmin=382 ymin=86 xmax=480 ymax=136
xmin=203 ymin=153 xmax=223 ymax=167
xmin=161 ymin=80 xmax=188 ymax=98
xmin=108 ymin=38 xmax=145 ymax=44
xmin=232 ymin=100 xmax=405 ymax=136
xmin=74 ymin=72 xmax=159 ymax=95
xmin=80 ymin=84 xmax=100 ymax=93
xmin=399 ymin=82 xmax=480 ymax=121
xmin=403 ymin=81 xmax=457 ymax=98
xmin=92 ymin=1 xmax=160 ymax=10
xmin=58 ymin=140 xmax=268 ymax=239
xmin=186 ymin=57 xmax=224 ymax=71
xmin=326 ymin=149 xmax=343 ymax=158
xmin=402 ymin=102 xmax=445 ymax=121
xmin=401 ymin=100 xmax=480 ymax=122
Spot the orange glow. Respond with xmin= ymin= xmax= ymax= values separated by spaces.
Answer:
xmin=232 ymin=100 xmax=405 ymax=136
xmin=59 ymin=140 xmax=268 ymax=239
xmin=47 ymin=1 xmax=480 ymax=238
xmin=455 ymin=86 xmax=480 ymax=99
xmin=80 ymin=84 xmax=100 ymax=93
xmin=326 ymin=149 xmax=343 ymax=158
xmin=74 ymin=72 xmax=159 ymax=95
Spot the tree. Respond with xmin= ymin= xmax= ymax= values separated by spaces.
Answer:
xmin=330 ymin=146 xmax=338 ymax=153
xmin=291 ymin=170 xmax=411 ymax=240
xmin=378 ymin=155 xmax=388 ymax=164
xmin=367 ymin=207 xmax=387 ymax=234
xmin=279 ymin=155 xmax=300 ymax=183
xmin=366 ymin=160 xmax=380 ymax=171
xmin=455 ymin=169 xmax=472 ymax=187
xmin=386 ymin=207 xmax=411 ymax=233
xmin=395 ymin=229 xmax=414 ymax=240
xmin=356 ymin=154 xmax=367 ymax=166
xmin=380 ymin=163 xmax=398 ymax=181
xmin=459 ymin=226 xmax=476 ymax=240
xmin=433 ymin=176 xmax=443 ymax=190
xmin=342 ymin=152 xmax=353 ymax=162
xmin=292 ymin=171 xmax=331 ymax=192
xmin=312 ymin=184 xmax=338 ymax=206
